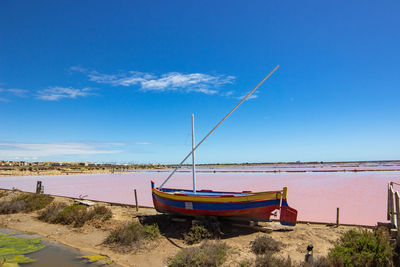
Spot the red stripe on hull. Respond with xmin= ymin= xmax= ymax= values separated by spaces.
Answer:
xmin=153 ymin=196 xmax=279 ymax=220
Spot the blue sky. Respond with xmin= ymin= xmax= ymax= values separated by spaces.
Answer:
xmin=0 ymin=0 xmax=399 ymax=163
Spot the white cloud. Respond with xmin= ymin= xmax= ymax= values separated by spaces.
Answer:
xmin=237 ymin=92 xmax=259 ymax=100
xmin=72 ymin=67 xmax=235 ymax=95
xmin=7 ymin=88 xmax=28 ymax=97
xmin=37 ymin=87 xmax=92 ymax=101
xmin=0 ymin=142 xmax=124 ymax=158
xmin=0 ymin=87 xmax=29 ymax=100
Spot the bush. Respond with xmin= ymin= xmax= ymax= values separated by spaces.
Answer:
xmin=169 ymin=240 xmax=229 ymax=267
xmin=105 ymin=222 xmax=145 ymax=246
xmin=0 ymin=193 xmax=53 ymax=214
xmin=104 ymin=221 xmax=160 ymax=250
xmin=184 ymin=225 xmax=211 ymax=245
xmin=38 ymin=203 xmax=112 ymax=227
xmin=302 ymin=256 xmax=337 ymax=267
xmin=255 ymin=254 xmax=293 ymax=267
xmin=328 ymin=229 xmax=393 ymax=267
xmin=250 ymin=235 xmax=282 ymax=255
xmin=87 ymin=205 xmax=112 ymax=221
xmin=144 ymin=224 xmax=160 ymax=240
xmin=38 ymin=202 xmax=67 ymax=223
xmin=0 ymin=199 xmax=26 ymax=214
xmin=55 ymin=203 xmax=88 ymax=227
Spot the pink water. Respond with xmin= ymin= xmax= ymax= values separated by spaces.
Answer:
xmin=1 ymin=171 xmax=400 ymax=226
xmin=138 ymin=161 xmax=400 ymax=173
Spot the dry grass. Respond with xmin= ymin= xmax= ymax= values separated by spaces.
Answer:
xmin=184 ymin=225 xmax=211 ymax=245
xmin=168 ymin=240 xmax=229 ymax=267
xmin=104 ymin=221 xmax=160 ymax=251
xmin=0 ymin=193 xmax=53 ymax=214
xmin=250 ymin=235 xmax=283 ymax=255
xmin=38 ymin=203 xmax=112 ymax=227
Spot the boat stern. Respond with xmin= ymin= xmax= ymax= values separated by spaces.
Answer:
xmin=279 ymin=187 xmax=298 ymax=226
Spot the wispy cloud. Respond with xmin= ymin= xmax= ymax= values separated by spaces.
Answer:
xmin=7 ymin=88 xmax=28 ymax=97
xmin=37 ymin=86 xmax=93 ymax=101
xmin=0 ymin=142 xmax=124 ymax=158
xmin=236 ymin=92 xmax=259 ymax=100
xmin=71 ymin=67 xmax=235 ymax=95
xmin=0 ymin=88 xmax=29 ymax=101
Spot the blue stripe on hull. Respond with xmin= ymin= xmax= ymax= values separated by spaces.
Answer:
xmin=153 ymin=193 xmax=280 ymax=211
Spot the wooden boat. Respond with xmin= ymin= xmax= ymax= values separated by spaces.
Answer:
xmin=151 ymin=66 xmax=297 ymax=226
xmin=152 ymin=181 xmax=297 ymax=225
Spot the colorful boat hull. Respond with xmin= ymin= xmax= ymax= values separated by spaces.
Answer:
xmin=151 ymin=181 xmax=297 ymax=226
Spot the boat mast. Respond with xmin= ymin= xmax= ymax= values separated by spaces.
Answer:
xmin=192 ymin=114 xmax=196 ymax=194
xmin=159 ymin=65 xmax=279 ymax=190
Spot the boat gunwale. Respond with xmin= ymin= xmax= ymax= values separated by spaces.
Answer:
xmin=152 ymin=187 xmax=284 ymax=203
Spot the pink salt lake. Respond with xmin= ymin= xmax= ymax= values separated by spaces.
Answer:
xmin=1 ymin=169 xmax=400 ymax=226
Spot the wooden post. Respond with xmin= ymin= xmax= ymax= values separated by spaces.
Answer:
xmin=388 ymin=183 xmax=391 ymax=220
xmin=390 ymin=185 xmax=395 ymax=226
xmin=336 ymin=207 xmax=340 ymax=227
xmin=36 ymin=181 xmax=42 ymax=194
xmin=396 ymin=192 xmax=400 ymax=234
xmin=134 ymin=189 xmax=138 ymax=212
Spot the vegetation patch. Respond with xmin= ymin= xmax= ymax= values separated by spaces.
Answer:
xmin=37 ymin=202 xmax=67 ymax=223
xmin=327 ymin=229 xmax=393 ymax=267
xmin=184 ymin=225 xmax=212 ymax=245
xmin=168 ymin=240 xmax=229 ymax=267
xmin=104 ymin=221 xmax=160 ymax=251
xmin=0 ymin=232 xmax=45 ymax=267
xmin=144 ymin=224 xmax=161 ymax=240
xmin=250 ymin=235 xmax=283 ymax=255
xmin=254 ymin=254 xmax=293 ymax=267
xmin=38 ymin=203 xmax=112 ymax=227
xmin=0 ymin=193 xmax=53 ymax=214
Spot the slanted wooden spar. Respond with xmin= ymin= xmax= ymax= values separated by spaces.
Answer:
xmin=152 ymin=66 xmax=298 ymax=225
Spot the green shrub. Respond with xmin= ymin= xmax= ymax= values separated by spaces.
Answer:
xmin=87 ymin=205 xmax=112 ymax=221
xmin=255 ymin=254 xmax=293 ymax=267
xmin=250 ymin=235 xmax=282 ymax=255
xmin=144 ymin=224 xmax=160 ymax=240
xmin=184 ymin=225 xmax=211 ymax=245
xmin=38 ymin=202 xmax=67 ymax=223
xmin=239 ymin=259 xmax=252 ymax=267
xmin=168 ymin=240 xmax=229 ymax=267
xmin=0 ymin=199 xmax=26 ymax=214
xmin=38 ymin=203 xmax=112 ymax=227
xmin=0 ymin=193 xmax=53 ymax=214
xmin=302 ymin=256 xmax=337 ymax=267
xmin=105 ymin=222 xmax=144 ymax=246
xmin=55 ymin=203 xmax=88 ymax=227
xmin=328 ymin=229 xmax=393 ymax=267
xmin=104 ymin=221 xmax=160 ymax=250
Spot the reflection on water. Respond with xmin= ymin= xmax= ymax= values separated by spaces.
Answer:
xmin=0 ymin=228 xmax=118 ymax=267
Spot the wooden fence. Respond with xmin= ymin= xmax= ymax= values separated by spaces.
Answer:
xmin=388 ymin=182 xmax=400 ymax=235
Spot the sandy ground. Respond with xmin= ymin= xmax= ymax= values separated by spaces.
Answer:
xmin=0 ymin=189 xmax=363 ymax=267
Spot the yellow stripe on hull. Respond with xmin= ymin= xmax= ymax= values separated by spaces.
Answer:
xmin=152 ymin=188 xmax=285 ymax=203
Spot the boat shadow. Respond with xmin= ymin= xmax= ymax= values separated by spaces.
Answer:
xmin=138 ymin=214 xmax=273 ymax=241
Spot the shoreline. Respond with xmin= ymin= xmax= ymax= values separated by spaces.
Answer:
xmin=0 ymin=189 xmax=365 ymax=266
xmin=2 ymin=164 xmax=400 ymax=177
